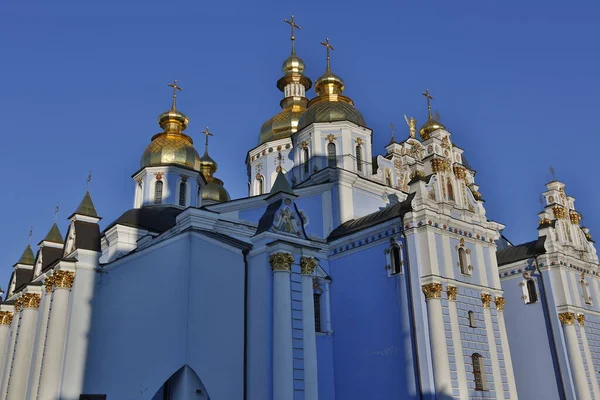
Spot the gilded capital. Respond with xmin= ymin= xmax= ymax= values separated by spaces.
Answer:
xmin=494 ymin=296 xmax=505 ymax=311
xmin=0 ymin=311 xmax=14 ymax=325
xmin=20 ymin=293 xmax=41 ymax=310
xmin=44 ymin=275 xmax=55 ymax=293
xmin=300 ymin=257 xmax=318 ymax=275
xmin=269 ymin=252 xmax=294 ymax=272
xmin=558 ymin=311 xmax=575 ymax=325
xmin=577 ymin=313 xmax=585 ymax=326
xmin=53 ymin=270 xmax=75 ymax=290
xmin=446 ymin=285 xmax=458 ymax=301
xmin=422 ymin=283 xmax=443 ymax=300
xmin=481 ymin=293 xmax=492 ymax=308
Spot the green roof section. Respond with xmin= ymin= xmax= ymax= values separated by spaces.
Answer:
xmin=44 ymin=223 xmax=64 ymax=244
xmin=17 ymin=244 xmax=35 ymax=265
xmin=269 ymin=171 xmax=295 ymax=197
xmin=74 ymin=191 xmax=99 ymax=218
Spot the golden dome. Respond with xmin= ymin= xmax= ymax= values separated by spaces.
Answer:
xmin=259 ymin=103 xmax=306 ymax=144
xmin=314 ymin=71 xmax=344 ymax=96
xmin=419 ymin=117 xmax=447 ymax=140
xmin=201 ymin=178 xmax=231 ymax=203
xmin=282 ymin=55 xmax=305 ymax=76
xmin=297 ymin=101 xmax=366 ymax=130
xmin=140 ymin=132 xmax=201 ymax=171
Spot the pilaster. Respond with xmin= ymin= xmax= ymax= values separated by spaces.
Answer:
xmin=559 ymin=311 xmax=590 ymax=399
xmin=494 ymin=296 xmax=518 ymax=399
xmin=445 ymin=286 xmax=468 ymax=399
xmin=576 ymin=314 xmax=600 ymax=399
xmin=480 ymin=293 xmax=504 ymax=399
xmin=0 ymin=311 xmax=14 ymax=380
xmin=300 ymin=257 xmax=319 ymax=400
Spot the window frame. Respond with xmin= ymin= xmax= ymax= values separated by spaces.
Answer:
xmin=456 ymin=238 xmax=473 ymax=276
xmin=356 ymin=144 xmax=363 ymax=173
xmin=154 ymin=180 xmax=164 ymax=205
xmin=385 ymin=239 xmax=404 ymax=277
xmin=327 ymin=142 xmax=337 ymax=167
xmin=178 ymin=180 xmax=187 ymax=207
xmin=472 ymin=353 xmax=487 ymax=391
xmin=468 ymin=310 xmax=477 ymax=328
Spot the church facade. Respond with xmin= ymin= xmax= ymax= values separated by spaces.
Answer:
xmin=0 ymin=17 xmax=598 ymax=400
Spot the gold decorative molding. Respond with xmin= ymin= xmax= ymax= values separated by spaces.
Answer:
xmin=300 ymin=257 xmax=318 ymax=275
xmin=20 ymin=293 xmax=41 ymax=310
xmin=326 ymin=134 xmax=336 ymax=143
xmin=481 ymin=293 xmax=492 ymax=308
xmin=446 ymin=285 xmax=458 ymax=301
xmin=0 ymin=311 xmax=14 ymax=325
xmin=552 ymin=205 xmax=566 ymax=219
xmin=269 ymin=252 xmax=294 ymax=272
xmin=410 ymin=170 xmax=425 ymax=180
xmin=570 ymin=211 xmax=581 ymax=225
xmin=431 ymin=158 xmax=450 ymax=173
xmin=494 ymin=296 xmax=505 ymax=311
xmin=558 ymin=311 xmax=575 ymax=325
xmin=44 ymin=275 xmax=55 ymax=293
xmin=453 ymin=165 xmax=466 ymax=181
xmin=577 ymin=314 xmax=585 ymax=326
xmin=422 ymin=283 xmax=443 ymax=300
xmin=53 ymin=270 xmax=75 ymax=290
xmin=538 ymin=217 xmax=552 ymax=226
xmin=355 ymin=137 xmax=364 ymax=146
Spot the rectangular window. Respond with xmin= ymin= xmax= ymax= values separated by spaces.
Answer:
xmin=314 ymin=293 xmax=322 ymax=332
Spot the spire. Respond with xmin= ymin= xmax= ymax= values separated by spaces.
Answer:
xmin=422 ymin=89 xmax=434 ymax=119
xmin=269 ymin=171 xmax=295 ymax=197
xmin=43 ymin=223 xmax=64 ymax=244
xmin=16 ymin=244 xmax=35 ymax=265
xmin=419 ymin=89 xmax=447 ymax=140
xmin=198 ymin=127 xmax=231 ymax=203
xmin=313 ymin=37 xmax=346 ymax=97
xmin=74 ymin=191 xmax=98 ymax=218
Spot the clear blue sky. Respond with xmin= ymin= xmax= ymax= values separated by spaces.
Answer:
xmin=1 ymin=1 xmax=598 ymax=290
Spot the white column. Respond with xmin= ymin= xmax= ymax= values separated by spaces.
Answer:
xmin=0 ymin=311 xmax=14 ymax=380
xmin=270 ymin=252 xmax=294 ymax=400
xmin=577 ymin=314 xmax=600 ymax=399
xmin=337 ymin=184 xmax=354 ymax=224
xmin=323 ymin=280 xmax=332 ymax=334
xmin=481 ymin=294 xmax=504 ymax=399
xmin=6 ymin=293 xmax=42 ymax=400
xmin=0 ymin=313 xmax=18 ymax=400
xmin=494 ymin=297 xmax=518 ymax=399
xmin=38 ymin=270 xmax=75 ymax=400
xmin=559 ymin=312 xmax=590 ymax=399
xmin=422 ymin=283 xmax=453 ymax=396
xmin=300 ymin=257 xmax=319 ymax=400
xmin=446 ymin=286 xmax=468 ymax=399
xmin=26 ymin=283 xmax=52 ymax=400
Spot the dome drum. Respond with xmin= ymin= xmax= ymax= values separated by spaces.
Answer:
xmin=276 ymin=74 xmax=312 ymax=92
xmin=297 ymin=101 xmax=366 ymax=131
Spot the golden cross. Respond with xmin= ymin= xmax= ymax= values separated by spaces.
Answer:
xmin=28 ymin=226 xmax=33 ymax=244
xmin=201 ymin=127 xmax=214 ymax=150
xmin=168 ymin=80 xmax=183 ymax=110
xmin=549 ymin=165 xmax=556 ymax=181
xmin=320 ymin=37 xmax=335 ymax=71
xmin=54 ymin=202 xmax=60 ymax=222
xmin=422 ymin=89 xmax=434 ymax=117
xmin=284 ymin=15 xmax=301 ymax=55
xmin=389 ymin=122 xmax=395 ymax=142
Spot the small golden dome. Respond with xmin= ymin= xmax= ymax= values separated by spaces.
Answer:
xmin=314 ymin=71 xmax=345 ymax=96
xmin=158 ymin=109 xmax=189 ymax=132
xmin=202 ymin=178 xmax=231 ymax=203
xmin=141 ymin=132 xmax=201 ymax=171
xmin=419 ymin=117 xmax=447 ymax=140
xmin=282 ymin=55 xmax=305 ymax=76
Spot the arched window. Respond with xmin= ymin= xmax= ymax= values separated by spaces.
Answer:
xmin=154 ymin=180 xmax=163 ymax=205
xmin=313 ymin=293 xmax=322 ymax=332
xmin=257 ymin=176 xmax=264 ymax=195
xmin=391 ymin=245 xmax=402 ymax=275
xmin=135 ymin=181 xmax=143 ymax=208
xmin=472 ymin=353 xmax=487 ymax=391
xmin=468 ymin=311 xmax=476 ymax=328
xmin=178 ymin=181 xmax=187 ymax=207
xmin=356 ymin=145 xmax=363 ymax=172
xmin=458 ymin=247 xmax=469 ymax=275
xmin=447 ymin=178 xmax=454 ymax=201
xmin=526 ymin=279 xmax=538 ymax=304
xmin=327 ymin=142 xmax=336 ymax=167
xmin=303 ymin=147 xmax=310 ymax=174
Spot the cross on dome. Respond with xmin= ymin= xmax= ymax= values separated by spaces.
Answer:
xmin=320 ymin=37 xmax=335 ymax=71
xmin=422 ymin=89 xmax=434 ymax=118
xmin=168 ymin=80 xmax=183 ymax=110
xmin=201 ymin=127 xmax=214 ymax=151
xmin=284 ymin=15 xmax=301 ymax=55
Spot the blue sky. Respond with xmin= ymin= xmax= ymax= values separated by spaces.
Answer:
xmin=1 ymin=1 xmax=598 ymax=290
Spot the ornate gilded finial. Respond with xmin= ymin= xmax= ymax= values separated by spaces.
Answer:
xmin=167 ymin=80 xmax=183 ymax=110
xmin=548 ymin=165 xmax=556 ymax=182
xmin=54 ymin=202 xmax=59 ymax=222
xmin=87 ymin=170 xmax=92 ymax=190
xmin=320 ymin=37 xmax=335 ymax=71
xmin=200 ymin=127 xmax=214 ymax=152
xmin=422 ymin=89 xmax=434 ymax=118
xmin=284 ymin=15 xmax=301 ymax=56
xmin=404 ymin=115 xmax=417 ymax=138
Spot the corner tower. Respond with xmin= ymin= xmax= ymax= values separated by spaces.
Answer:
xmin=247 ymin=15 xmax=312 ymax=196
xmin=133 ymin=81 xmax=205 ymax=208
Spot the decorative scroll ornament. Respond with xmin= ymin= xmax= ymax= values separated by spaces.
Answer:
xmin=269 ymin=252 xmax=294 ymax=272
xmin=570 ymin=211 xmax=581 ymax=225
xmin=300 ymin=257 xmax=318 ymax=275
xmin=431 ymin=158 xmax=450 ymax=173
xmin=0 ymin=311 xmax=14 ymax=325
xmin=480 ymin=293 xmax=492 ymax=308
xmin=577 ymin=313 xmax=585 ymax=326
xmin=446 ymin=285 xmax=458 ymax=301
xmin=552 ymin=205 xmax=567 ymax=219
xmin=558 ymin=311 xmax=575 ymax=325
xmin=422 ymin=283 xmax=443 ymax=300
xmin=20 ymin=293 xmax=41 ymax=310
xmin=494 ymin=296 xmax=505 ymax=311
xmin=453 ymin=165 xmax=467 ymax=181
xmin=53 ymin=270 xmax=76 ymax=289
xmin=44 ymin=275 xmax=55 ymax=293
xmin=326 ymin=134 xmax=336 ymax=143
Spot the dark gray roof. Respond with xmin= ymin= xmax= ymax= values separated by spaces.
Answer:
xmin=40 ymin=246 xmax=64 ymax=273
xmin=71 ymin=191 xmax=99 ymax=218
xmin=14 ymin=268 xmax=34 ymax=292
xmin=43 ymin=223 xmax=64 ymax=244
xmin=194 ymin=229 xmax=252 ymax=250
xmin=496 ymin=236 xmax=546 ymax=266
xmin=268 ymin=171 xmax=295 ymax=197
xmin=328 ymin=193 xmax=415 ymax=241
xmin=16 ymin=245 xmax=35 ymax=265
xmin=66 ymin=221 xmax=101 ymax=253
xmin=105 ymin=206 xmax=183 ymax=234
